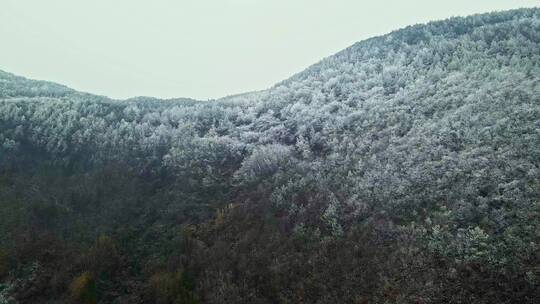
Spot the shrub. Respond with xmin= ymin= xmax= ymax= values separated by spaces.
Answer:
xmin=0 ymin=249 xmax=8 ymax=279
xmin=148 ymin=271 xmax=198 ymax=304
xmin=86 ymin=235 xmax=120 ymax=275
xmin=70 ymin=271 xmax=97 ymax=304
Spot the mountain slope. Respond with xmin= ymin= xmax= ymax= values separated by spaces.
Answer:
xmin=0 ymin=70 xmax=75 ymax=98
xmin=0 ymin=7 xmax=539 ymax=304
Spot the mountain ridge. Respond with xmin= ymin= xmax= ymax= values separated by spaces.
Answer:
xmin=2 ymin=7 xmax=538 ymax=103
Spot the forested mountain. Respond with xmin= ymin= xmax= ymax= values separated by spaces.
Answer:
xmin=1 ymin=8 xmax=539 ymax=304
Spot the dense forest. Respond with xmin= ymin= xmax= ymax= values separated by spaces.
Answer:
xmin=1 ymin=8 xmax=539 ymax=304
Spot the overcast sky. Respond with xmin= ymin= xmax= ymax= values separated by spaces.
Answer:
xmin=1 ymin=0 xmax=538 ymax=100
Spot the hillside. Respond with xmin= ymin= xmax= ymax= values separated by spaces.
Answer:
xmin=1 ymin=8 xmax=539 ymax=304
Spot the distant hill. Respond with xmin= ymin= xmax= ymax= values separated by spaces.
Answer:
xmin=0 ymin=70 xmax=75 ymax=98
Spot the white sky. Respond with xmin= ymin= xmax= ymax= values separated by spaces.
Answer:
xmin=0 ymin=0 xmax=538 ymax=100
